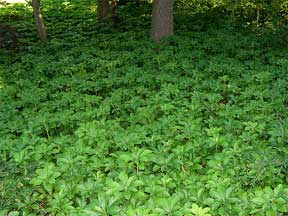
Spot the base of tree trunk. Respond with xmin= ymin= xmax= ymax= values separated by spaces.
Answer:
xmin=151 ymin=0 xmax=174 ymax=43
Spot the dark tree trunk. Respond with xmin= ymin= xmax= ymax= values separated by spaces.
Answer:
xmin=32 ymin=0 xmax=46 ymax=42
xmin=151 ymin=0 xmax=174 ymax=43
xmin=98 ymin=0 xmax=111 ymax=22
xmin=0 ymin=25 xmax=20 ymax=49
xmin=98 ymin=0 xmax=118 ymax=23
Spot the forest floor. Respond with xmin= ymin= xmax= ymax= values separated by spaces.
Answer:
xmin=0 ymin=1 xmax=288 ymax=215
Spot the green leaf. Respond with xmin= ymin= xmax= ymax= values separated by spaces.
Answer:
xmin=266 ymin=209 xmax=277 ymax=216
xmin=7 ymin=212 xmax=19 ymax=216
xmin=252 ymin=197 xmax=266 ymax=205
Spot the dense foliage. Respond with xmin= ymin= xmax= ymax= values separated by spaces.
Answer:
xmin=0 ymin=0 xmax=288 ymax=215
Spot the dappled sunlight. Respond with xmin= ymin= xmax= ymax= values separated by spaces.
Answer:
xmin=0 ymin=77 xmax=4 ymax=89
xmin=0 ymin=0 xmax=27 ymax=8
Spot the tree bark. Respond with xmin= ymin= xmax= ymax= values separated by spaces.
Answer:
xmin=98 ymin=0 xmax=118 ymax=23
xmin=32 ymin=0 xmax=46 ymax=42
xmin=151 ymin=0 xmax=174 ymax=43
xmin=98 ymin=0 xmax=111 ymax=22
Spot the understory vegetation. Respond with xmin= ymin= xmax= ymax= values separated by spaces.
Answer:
xmin=0 ymin=0 xmax=288 ymax=215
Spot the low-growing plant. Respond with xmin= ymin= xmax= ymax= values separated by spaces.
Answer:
xmin=0 ymin=0 xmax=287 ymax=215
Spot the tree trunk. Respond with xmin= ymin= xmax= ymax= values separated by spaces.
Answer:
xmin=98 ymin=0 xmax=111 ymax=22
xmin=151 ymin=0 xmax=174 ymax=43
xmin=32 ymin=0 xmax=46 ymax=42
xmin=98 ymin=0 xmax=119 ymax=24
